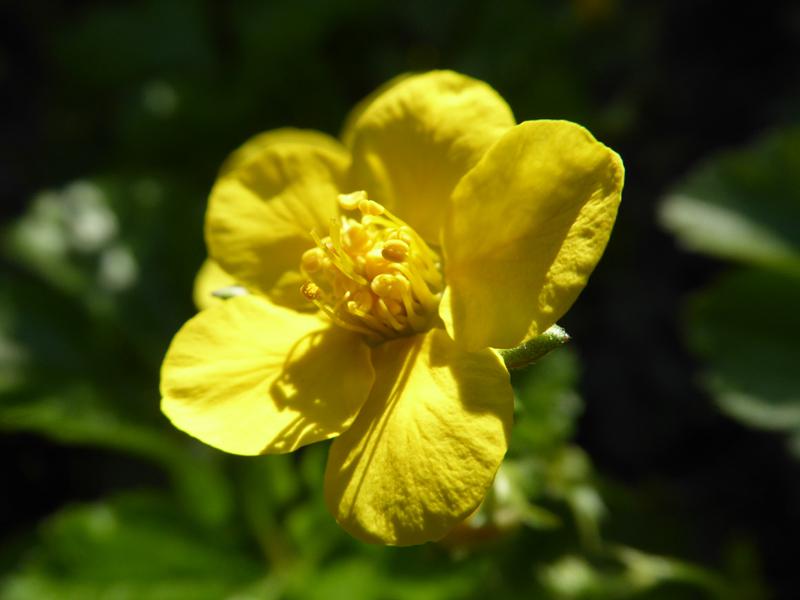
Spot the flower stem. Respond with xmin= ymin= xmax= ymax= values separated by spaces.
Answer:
xmin=497 ymin=325 xmax=570 ymax=370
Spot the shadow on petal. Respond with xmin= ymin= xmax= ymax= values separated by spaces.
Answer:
xmin=263 ymin=326 xmax=375 ymax=453
xmin=324 ymin=329 xmax=513 ymax=545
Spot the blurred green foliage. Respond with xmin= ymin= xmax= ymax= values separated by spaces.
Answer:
xmin=661 ymin=128 xmax=800 ymax=270
xmin=2 ymin=0 xmax=797 ymax=597
xmin=662 ymin=127 xmax=800 ymax=446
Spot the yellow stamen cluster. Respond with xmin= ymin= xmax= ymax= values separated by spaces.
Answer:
xmin=300 ymin=191 xmax=443 ymax=340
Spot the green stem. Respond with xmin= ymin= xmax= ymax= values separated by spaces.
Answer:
xmin=497 ymin=325 xmax=570 ymax=370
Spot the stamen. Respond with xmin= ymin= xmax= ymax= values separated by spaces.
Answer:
xmin=358 ymin=199 xmax=385 ymax=216
xmin=311 ymin=229 xmax=368 ymax=286
xmin=364 ymin=249 xmax=390 ymax=280
xmin=312 ymin=299 xmax=377 ymax=337
xmin=299 ymin=191 xmax=443 ymax=341
xmin=348 ymin=288 xmax=374 ymax=313
xmin=385 ymin=228 xmax=413 ymax=245
xmin=371 ymin=216 xmax=440 ymax=266
xmin=301 ymin=248 xmax=325 ymax=273
xmin=370 ymin=273 xmax=409 ymax=301
xmin=398 ymin=285 xmax=427 ymax=330
xmin=381 ymin=239 xmax=409 ymax=262
xmin=346 ymin=299 xmax=394 ymax=336
xmin=391 ymin=262 xmax=440 ymax=311
xmin=383 ymin=298 xmax=404 ymax=317
xmin=375 ymin=298 xmax=406 ymax=331
xmin=338 ymin=191 xmax=367 ymax=211
xmin=301 ymin=281 xmax=322 ymax=301
xmin=344 ymin=222 xmax=369 ymax=252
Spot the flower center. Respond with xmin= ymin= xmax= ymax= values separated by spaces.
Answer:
xmin=300 ymin=191 xmax=443 ymax=341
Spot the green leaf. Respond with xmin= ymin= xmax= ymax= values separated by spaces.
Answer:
xmin=686 ymin=268 xmax=800 ymax=431
xmin=0 ymin=493 xmax=261 ymax=600
xmin=234 ymin=455 xmax=303 ymax=568
xmin=487 ymin=462 xmax=562 ymax=530
xmin=0 ymin=180 xmax=233 ymax=526
xmin=283 ymin=556 xmax=478 ymax=600
xmin=546 ymin=448 xmax=606 ymax=551
xmin=510 ymin=347 xmax=582 ymax=455
xmin=660 ymin=126 xmax=800 ymax=270
xmin=0 ymin=383 xmax=234 ymax=528
xmin=0 ymin=274 xmax=233 ymax=526
xmin=538 ymin=545 xmax=736 ymax=600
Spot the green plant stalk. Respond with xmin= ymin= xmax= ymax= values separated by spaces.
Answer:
xmin=497 ymin=325 xmax=570 ymax=370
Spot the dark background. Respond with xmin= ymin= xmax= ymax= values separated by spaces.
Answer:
xmin=2 ymin=1 xmax=799 ymax=598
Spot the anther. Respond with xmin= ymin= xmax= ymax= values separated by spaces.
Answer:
xmin=386 ymin=227 xmax=414 ymax=245
xmin=338 ymin=195 xmax=357 ymax=211
xmin=322 ymin=238 xmax=336 ymax=254
xmin=381 ymin=238 xmax=409 ymax=262
xmin=301 ymin=247 xmax=326 ymax=273
xmin=301 ymin=281 xmax=322 ymax=301
xmin=370 ymin=273 xmax=409 ymax=300
xmin=348 ymin=288 xmax=373 ymax=313
xmin=383 ymin=298 xmax=404 ymax=317
xmin=338 ymin=191 xmax=367 ymax=211
xmin=299 ymin=190 xmax=443 ymax=339
xmin=358 ymin=199 xmax=385 ymax=216
xmin=364 ymin=250 xmax=390 ymax=280
xmin=343 ymin=222 xmax=369 ymax=251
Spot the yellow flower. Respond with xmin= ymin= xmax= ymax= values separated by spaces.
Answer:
xmin=160 ymin=71 xmax=624 ymax=546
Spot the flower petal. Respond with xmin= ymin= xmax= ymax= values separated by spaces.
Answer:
xmin=324 ymin=328 xmax=512 ymax=546
xmin=340 ymin=74 xmax=410 ymax=148
xmin=219 ymin=128 xmax=348 ymax=178
xmin=192 ymin=258 xmax=238 ymax=310
xmin=347 ymin=70 xmax=514 ymax=244
xmin=206 ymin=129 xmax=350 ymax=309
xmin=442 ymin=120 xmax=624 ymax=350
xmin=161 ymin=295 xmax=374 ymax=456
